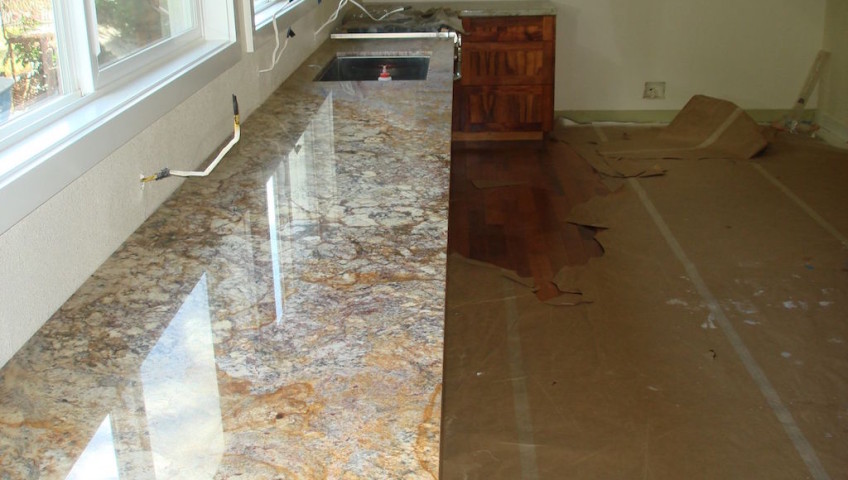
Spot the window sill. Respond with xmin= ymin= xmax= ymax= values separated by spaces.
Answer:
xmin=0 ymin=39 xmax=241 ymax=235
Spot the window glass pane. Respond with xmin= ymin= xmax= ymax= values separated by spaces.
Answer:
xmin=95 ymin=0 xmax=196 ymax=68
xmin=253 ymin=0 xmax=274 ymax=11
xmin=254 ymin=0 xmax=299 ymax=16
xmin=0 ymin=0 xmax=62 ymax=126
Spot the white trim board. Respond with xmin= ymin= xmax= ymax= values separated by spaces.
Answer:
xmin=816 ymin=112 xmax=848 ymax=149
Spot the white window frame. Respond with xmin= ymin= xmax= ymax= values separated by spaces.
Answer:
xmin=0 ymin=0 xmax=240 ymax=235
xmin=0 ymin=0 xmax=205 ymax=151
xmin=90 ymin=0 xmax=203 ymax=88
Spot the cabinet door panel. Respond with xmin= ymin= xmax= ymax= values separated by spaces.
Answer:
xmin=460 ymin=85 xmax=553 ymax=132
xmin=462 ymin=42 xmax=553 ymax=86
xmin=452 ymin=15 xmax=556 ymax=139
xmin=462 ymin=16 xmax=554 ymax=42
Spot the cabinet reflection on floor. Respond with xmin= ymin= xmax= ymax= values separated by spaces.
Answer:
xmin=447 ymin=139 xmax=606 ymax=299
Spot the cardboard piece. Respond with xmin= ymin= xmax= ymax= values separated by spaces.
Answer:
xmin=585 ymin=155 xmax=667 ymax=179
xmin=564 ymin=191 xmax=627 ymax=230
xmin=550 ymin=264 xmax=587 ymax=296
xmin=542 ymin=291 xmax=590 ymax=306
xmin=599 ymin=95 xmax=768 ymax=160
xmin=550 ymin=124 xmax=668 ymax=185
xmin=449 ymin=253 xmax=537 ymax=291
xmin=442 ymin=126 xmax=848 ymax=478
xmin=542 ymin=274 xmax=593 ymax=306
xmin=450 ymin=253 xmax=596 ymax=306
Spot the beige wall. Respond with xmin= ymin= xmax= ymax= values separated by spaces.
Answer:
xmin=819 ymin=0 xmax=848 ymax=144
xmin=378 ymin=0 xmax=826 ymax=112
xmin=0 ymin=2 xmax=342 ymax=367
xmin=554 ymin=0 xmax=825 ymax=111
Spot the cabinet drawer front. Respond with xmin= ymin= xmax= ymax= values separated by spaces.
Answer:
xmin=462 ymin=16 xmax=554 ymax=42
xmin=459 ymin=85 xmax=553 ymax=132
xmin=462 ymin=42 xmax=554 ymax=86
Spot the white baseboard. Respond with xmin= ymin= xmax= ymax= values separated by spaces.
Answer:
xmin=816 ymin=113 xmax=848 ymax=149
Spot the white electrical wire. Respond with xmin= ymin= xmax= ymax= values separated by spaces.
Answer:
xmin=259 ymin=11 xmax=291 ymax=74
xmin=314 ymin=0 xmax=405 ymax=36
xmin=350 ymin=0 xmax=405 ymax=21
xmin=168 ymin=123 xmax=240 ymax=178
xmin=140 ymin=96 xmax=241 ymax=183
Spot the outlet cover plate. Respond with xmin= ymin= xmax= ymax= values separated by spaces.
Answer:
xmin=643 ymin=81 xmax=666 ymax=99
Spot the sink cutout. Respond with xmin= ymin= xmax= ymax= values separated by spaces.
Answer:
xmin=315 ymin=55 xmax=430 ymax=82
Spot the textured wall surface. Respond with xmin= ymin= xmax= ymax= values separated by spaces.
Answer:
xmin=551 ymin=0 xmax=826 ymax=111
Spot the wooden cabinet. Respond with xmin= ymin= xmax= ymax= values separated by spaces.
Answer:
xmin=452 ymin=16 xmax=555 ymax=141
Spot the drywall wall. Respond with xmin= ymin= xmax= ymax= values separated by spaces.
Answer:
xmin=553 ymin=0 xmax=825 ymax=112
xmin=0 ymin=1 xmax=342 ymax=367
xmin=819 ymin=0 xmax=848 ymax=144
xmin=368 ymin=0 xmax=826 ymax=114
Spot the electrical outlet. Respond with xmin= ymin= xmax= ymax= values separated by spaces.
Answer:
xmin=643 ymin=81 xmax=666 ymax=99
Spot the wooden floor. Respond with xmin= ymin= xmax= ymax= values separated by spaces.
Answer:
xmin=448 ymin=139 xmax=608 ymax=299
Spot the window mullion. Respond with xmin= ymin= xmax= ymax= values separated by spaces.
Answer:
xmin=53 ymin=0 xmax=97 ymax=95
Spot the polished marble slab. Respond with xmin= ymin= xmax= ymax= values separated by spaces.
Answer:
xmin=0 ymin=37 xmax=454 ymax=479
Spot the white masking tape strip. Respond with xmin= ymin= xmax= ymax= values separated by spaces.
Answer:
xmin=628 ymin=177 xmax=831 ymax=480
xmin=693 ymin=107 xmax=743 ymax=150
xmin=503 ymin=280 xmax=540 ymax=480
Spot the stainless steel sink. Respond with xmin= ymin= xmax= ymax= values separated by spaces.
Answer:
xmin=315 ymin=55 xmax=430 ymax=82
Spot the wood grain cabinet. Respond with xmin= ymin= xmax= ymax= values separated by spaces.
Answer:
xmin=452 ymin=15 xmax=555 ymax=141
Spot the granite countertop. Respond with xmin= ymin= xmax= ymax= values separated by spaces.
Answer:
xmin=0 ymin=37 xmax=454 ymax=479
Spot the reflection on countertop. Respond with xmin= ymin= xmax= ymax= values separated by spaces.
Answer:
xmin=0 ymin=37 xmax=454 ymax=479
